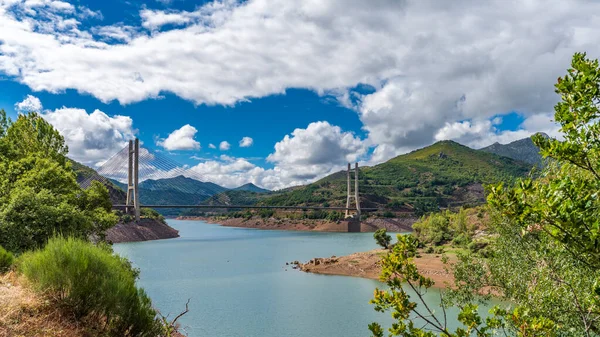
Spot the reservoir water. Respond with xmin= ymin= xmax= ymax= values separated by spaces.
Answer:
xmin=113 ymin=220 xmax=475 ymax=337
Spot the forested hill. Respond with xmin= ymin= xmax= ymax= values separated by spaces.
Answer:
xmin=71 ymin=139 xmax=534 ymax=215
xmin=258 ymin=140 xmax=532 ymax=213
xmin=233 ymin=183 xmax=270 ymax=193
xmin=70 ymin=159 xmax=127 ymax=204
xmin=480 ymin=133 xmax=547 ymax=165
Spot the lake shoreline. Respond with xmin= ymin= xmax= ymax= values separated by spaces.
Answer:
xmin=175 ymin=216 xmax=416 ymax=232
xmin=295 ymin=249 xmax=454 ymax=289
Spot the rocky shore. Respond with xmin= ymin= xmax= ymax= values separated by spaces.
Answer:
xmin=105 ymin=218 xmax=180 ymax=243
xmin=293 ymin=249 xmax=454 ymax=289
xmin=176 ymin=216 xmax=417 ymax=232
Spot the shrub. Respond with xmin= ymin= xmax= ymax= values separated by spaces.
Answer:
xmin=326 ymin=211 xmax=343 ymax=222
xmin=141 ymin=208 xmax=165 ymax=222
xmin=0 ymin=245 xmax=14 ymax=273
xmin=451 ymin=233 xmax=470 ymax=247
xmin=19 ymin=237 xmax=163 ymax=337
xmin=434 ymin=246 xmax=445 ymax=254
xmin=468 ymin=240 xmax=489 ymax=254
xmin=424 ymin=246 xmax=434 ymax=254
xmin=412 ymin=213 xmax=450 ymax=245
xmin=259 ymin=209 xmax=275 ymax=219
xmin=382 ymin=211 xmax=395 ymax=218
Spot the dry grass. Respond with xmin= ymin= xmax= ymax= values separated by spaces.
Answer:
xmin=0 ymin=272 xmax=88 ymax=337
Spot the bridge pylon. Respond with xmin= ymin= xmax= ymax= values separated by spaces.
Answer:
xmin=345 ymin=162 xmax=361 ymax=220
xmin=125 ymin=138 xmax=140 ymax=222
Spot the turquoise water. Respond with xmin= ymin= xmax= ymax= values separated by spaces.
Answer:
xmin=113 ymin=220 xmax=476 ymax=337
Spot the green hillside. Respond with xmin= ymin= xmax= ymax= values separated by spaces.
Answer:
xmin=479 ymin=133 xmax=546 ymax=165
xmin=70 ymin=159 xmax=127 ymax=204
xmin=233 ymin=183 xmax=270 ymax=193
xmin=259 ymin=140 xmax=532 ymax=212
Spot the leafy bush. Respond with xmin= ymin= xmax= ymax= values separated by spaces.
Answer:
xmin=326 ymin=211 xmax=343 ymax=222
xmin=451 ymin=233 xmax=470 ymax=247
xmin=140 ymin=208 xmax=165 ymax=222
xmin=412 ymin=213 xmax=450 ymax=245
xmin=467 ymin=240 xmax=489 ymax=254
xmin=413 ymin=199 xmax=439 ymax=217
xmin=19 ymin=237 xmax=164 ymax=336
xmin=0 ymin=245 xmax=14 ymax=273
xmin=382 ymin=211 xmax=395 ymax=218
xmin=259 ymin=209 xmax=275 ymax=219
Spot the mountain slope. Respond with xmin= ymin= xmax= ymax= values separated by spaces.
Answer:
xmin=479 ymin=134 xmax=546 ymax=165
xmin=140 ymin=175 xmax=227 ymax=197
xmin=70 ymin=159 xmax=127 ymax=204
xmin=259 ymin=140 xmax=532 ymax=211
xmin=233 ymin=183 xmax=270 ymax=193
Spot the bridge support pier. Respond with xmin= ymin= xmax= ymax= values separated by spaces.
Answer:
xmin=345 ymin=162 xmax=361 ymax=231
xmin=125 ymin=138 xmax=140 ymax=222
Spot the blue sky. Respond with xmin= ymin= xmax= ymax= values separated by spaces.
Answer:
xmin=0 ymin=0 xmax=590 ymax=189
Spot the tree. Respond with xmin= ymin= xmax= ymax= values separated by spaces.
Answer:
xmin=374 ymin=229 xmax=392 ymax=250
xmin=369 ymin=52 xmax=600 ymax=337
xmin=2 ymin=111 xmax=68 ymax=166
xmin=0 ymin=111 xmax=117 ymax=253
xmin=484 ymin=52 xmax=600 ymax=336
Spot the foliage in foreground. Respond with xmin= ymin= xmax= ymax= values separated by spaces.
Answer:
xmin=0 ymin=111 xmax=117 ymax=253
xmin=19 ymin=237 xmax=164 ymax=337
xmin=0 ymin=245 xmax=14 ymax=273
xmin=369 ymin=52 xmax=600 ymax=336
xmin=374 ymin=229 xmax=392 ymax=249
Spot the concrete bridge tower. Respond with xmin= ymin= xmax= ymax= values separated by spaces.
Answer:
xmin=345 ymin=162 xmax=361 ymax=219
xmin=125 ymin=138 xmax=140 ymax=222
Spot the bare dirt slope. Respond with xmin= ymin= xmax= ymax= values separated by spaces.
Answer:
xmin=105 ymin=218 xmax=180 ymax=243
xmin=297 ymin=249 xmax=454 ymax=288
xmin=0 ymin=273 xmax=87 ymax=337
xmin=179 ymin=216 xmax=417 ymax=232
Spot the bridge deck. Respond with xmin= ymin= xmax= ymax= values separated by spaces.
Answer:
xmin=113 ymin=204 xmax=379 ymax=211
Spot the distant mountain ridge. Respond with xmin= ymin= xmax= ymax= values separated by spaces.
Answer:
xmin=259 ymin=140 xmax=533 ymax=212
xmin=479 ymin=133 xmax=547 ymax=165
xmin=73 ymin=137 xmax=536 ymax=216
xmin=233 ymin=183 xmax=270 ymax=193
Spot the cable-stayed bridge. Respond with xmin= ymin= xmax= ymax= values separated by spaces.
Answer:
xmin=80 ymin=139 xmax=372 ymax=226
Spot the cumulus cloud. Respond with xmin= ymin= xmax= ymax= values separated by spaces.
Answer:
xmin=15 ymin=95 xmax=43 ymax=113
xmin=0 ymin=0 xmax=593 ymax=178
xmin=219 ymin=141 xmax=230 ymax=151
xmin=208 ymin=143 xmax=216 ymax=149
xmin=41 ymin=106 xmax=136 ymax=167
xmin=139 ymin=9 xmax=192 ymax=29
xmin=239 ymin=136 xmax=253 ymax=147
xmin=267 ymin=121 xmax=367 ymax=181
xmin=434 ymin=113 xmax=562 ymax=149
xmin=157 ymin=124 xmax=200 ymax=151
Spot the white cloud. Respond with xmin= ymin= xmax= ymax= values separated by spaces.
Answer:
xmin=0 ymin=0 xmax=594 ymax=174
xmin=148 ymin=121 xmax=368 ymax=190
xmin=157 ymin=124 xmax=200 ymax=151
xmin=139 ymin=9 xmax=192 ymax=29
xmin=239 ymin=136 xmax=253 ymax=147
xmin=23 ymin=0 xmax=75 ymax=13
xmin=219 ymin=141 xmax=230 ymax=151
xmin=434 ymin=113 xmax=562 ymax=149
xmin=41 ymin=106 xmax=136 ymax=167
xmin=2 ymin=0 xmax=595 ymax=114
xmin=208 ymin=143 xmax=216 ymax=149
xmin=15 ymin=94 xmax=43 ymax=113
xmin=267 ymin=121 xmax=367 ymax=181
